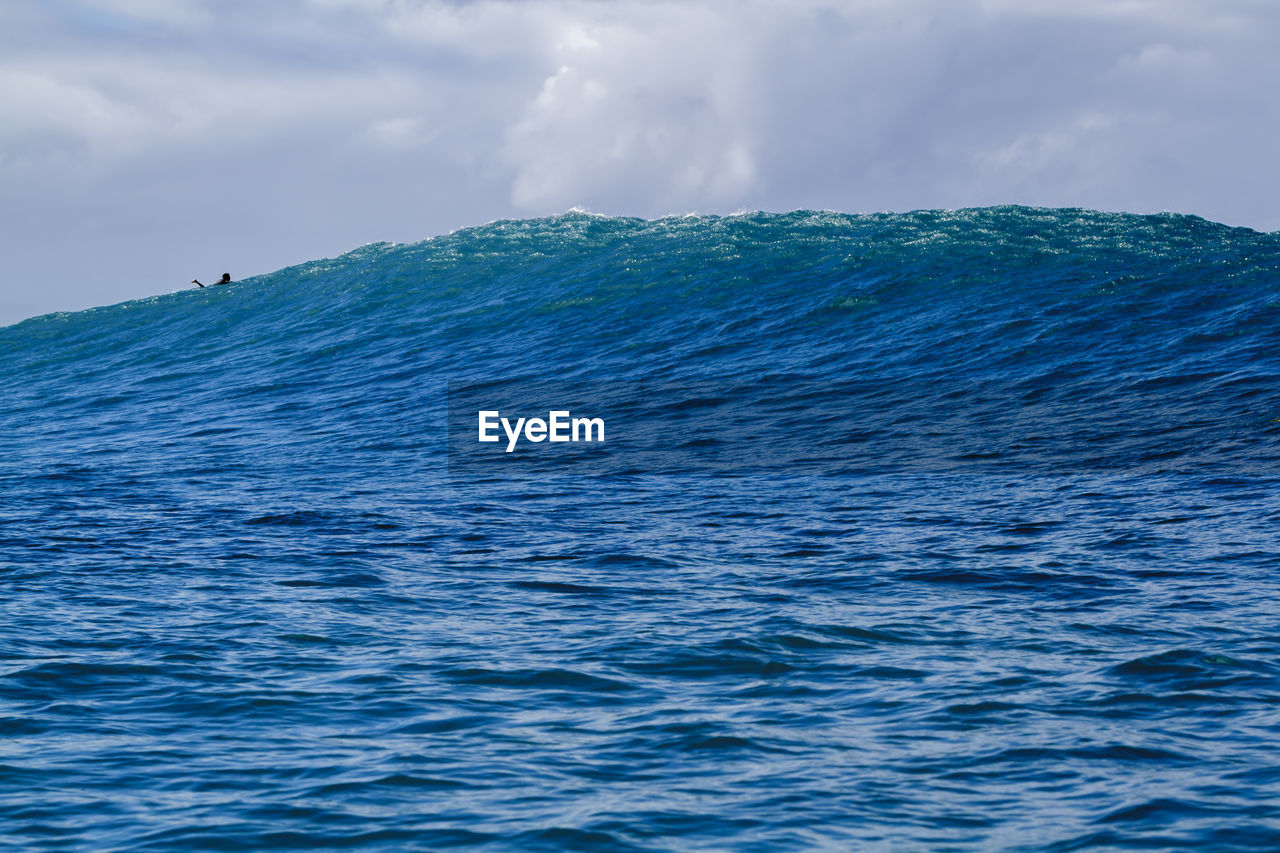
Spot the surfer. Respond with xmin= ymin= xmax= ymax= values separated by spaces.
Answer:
xmin=193 ymin=273 xmax=232 ymax=288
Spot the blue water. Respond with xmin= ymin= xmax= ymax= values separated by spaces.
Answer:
xmin=2 ymin=207 xmax=1279 ymax=850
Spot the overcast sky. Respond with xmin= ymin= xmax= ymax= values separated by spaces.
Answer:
xmin=2 ymin=0 xmax=1278 ymax=325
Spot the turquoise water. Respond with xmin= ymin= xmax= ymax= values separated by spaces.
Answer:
xmin=2 ymin=208 xmax=1279 ymax=850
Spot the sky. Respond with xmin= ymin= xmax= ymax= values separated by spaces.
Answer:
xmin=2 ymin=0 xmax=1278 ymax=326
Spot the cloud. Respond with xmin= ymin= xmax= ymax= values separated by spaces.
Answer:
xmin=500 ymin=6 xmax=760 ymax=212
xmin=1 ymin=0 xmax=1278 ymax=324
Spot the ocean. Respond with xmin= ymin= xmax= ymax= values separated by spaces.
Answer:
xmin=1 ymin=207 xmax=1278 ymax=850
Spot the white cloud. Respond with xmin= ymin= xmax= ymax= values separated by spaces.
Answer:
xmin=1 ymin=0 xmax=1278 ymax=324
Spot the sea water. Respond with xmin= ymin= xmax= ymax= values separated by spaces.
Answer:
xmin=1 ymin=207 xmax=1278 ymax=850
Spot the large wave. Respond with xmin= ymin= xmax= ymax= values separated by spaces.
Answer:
xmin=3 ymin=207 xmax=1276 ymax=479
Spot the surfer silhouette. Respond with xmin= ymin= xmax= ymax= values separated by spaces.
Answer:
xmin=193 ymin=273 xmax=232 ymax=288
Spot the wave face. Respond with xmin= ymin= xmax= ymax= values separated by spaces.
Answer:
xmin=2 ymin=207 xmax=1279 ymax=850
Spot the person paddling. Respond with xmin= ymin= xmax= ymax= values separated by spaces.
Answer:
xmin=193 ymin=273 xmax=232 ymax=288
